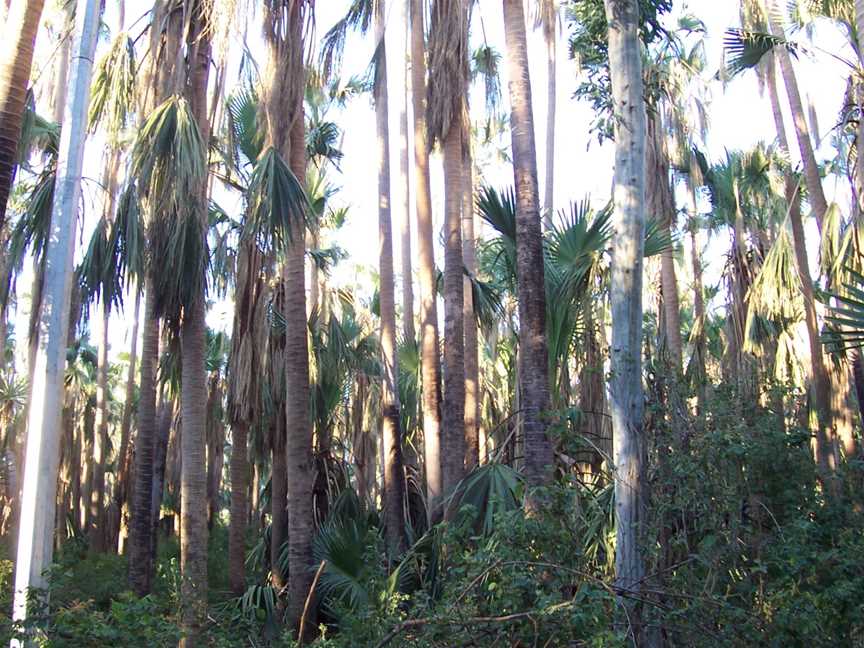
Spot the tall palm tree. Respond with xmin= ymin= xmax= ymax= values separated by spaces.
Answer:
xmin=534 ymin=0 xmax=558 ymax=227
xmin=373 ymin=0 xmax=407 ymax=558
xmin=502 ymin=0 xmax=553 ymax=495
xmin=257 ymin=0 xmax=314 ymax=634
xmin=396 ymin=0 xmax=415 ymax=345
xmin=430 ymin=0 xmax=468 ymax=497
xmin=12 ymin=0 xmax=100 ymax=630
xmin=410 ymin=0 xmax=443 ymax=517
xmin=603 ymin=0 xmax=649 ymax=638
xmin=462 ymin=120 xmax=480 ymax=471
xmin=0 ymin=0 xmax=47 ymax=229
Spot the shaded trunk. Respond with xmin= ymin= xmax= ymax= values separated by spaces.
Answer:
xmin=12 ymin=0 xmax=99 ymax=626
xmin=0 ymin=0 xmax=46 ymax=229
xmin=178 ymin=9 xmax=213 ymax=641
xmin=647 ymin=113 xmax=682 ymax=370
xmin=411 ymin=0 xmax=443 ymax=515
xmin=686 ymin=183 xmax=707 ymax=416
xmin=129 ymin=287 xmax=158 ymax=594
xmin=228 ymin=421 xmax=248 ymax=595
xmin=284 ymin=69 xmax=315 ymax=638
xmin=375 ymin=4 xmax=407 ymax=558
xmin=603 ymin=0 xmax=648 ymax=640
xmin=150 ymin=394 xmax=172 ymax=559
xmin=503 ymin=0 xmax=553 ymax=494
xmin=206 ymin=374 xmax=224 ymax=530
xmin=271 ymin=410 xmax=287 ymax=592
xmin=89 ymin=302 xmax=110 ymax=553
xmin=113 ymin=285 xmax=141 ymax=553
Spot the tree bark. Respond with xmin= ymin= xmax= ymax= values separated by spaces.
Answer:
xmin=0 ymin=0 xmax=46 ymax=230
xmin=604 ymin=0 xmax=648 ymax=639
xmin=410 ymin=0 xmax=443 ymax=516
xmin=462 ymin=123 xmax=479 ymax=472
xmin=397 ymin=0 xmax=415 ymax=345
xmin=228 ymin=421 xmax=248 ymax=595
xmin=375 ymin=2 xmax=407 ymax=558
xmin=543 ymin=17 xmax=556 ymax=228
xmin=12 ymin=0 xmax=99 ymax=629
xmin=503 ymin=0 xmax=553 ymax=495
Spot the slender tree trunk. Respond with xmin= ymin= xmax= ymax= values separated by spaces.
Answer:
xmin=604 ymin=0 xmax=648 ymax=640
xmin=503 ymin=0 xmax=553 ymax=494
xmin=228 ymin=421 xmax=248 ymax=595
xmin=129 ymin=287 xmax=158 ymax=594
xmin=150 ymin=393 xmax=172 ymax=559
xmin=89 ymin=301 xmax=110 ymax=553
xmin=687 ymin=186 xmax=707 ymax=415
xmin=543 ymin=24 xmax=556 ymax=227
xmin=397 ymin=0 xmax=415 ymax=345
xmin=766 ymin=1 xmax=827 ymax=228
xmin=11 ymin=0 xmax=99 ymax=631
xmin=375 ymin=3 xmax=407 ymax=558
xmin=411 ymin=0 xmax=443 ymax=515
xmin=765 ymin=53 xmax=837 ymax=483
xmin=462 ymin=127 xmax=479 ymax=472
xmin=113 ymin=285 xmax=141 ymax=553
xmin=284 ymin=60 xmax=314 ymax=638
xmin=0 ymin=0 xmax=47 ymax=229
xmin=206 ymin=374 xmax=224 ymax=530
xmin=271 ymin=409 xmax=287 ymax=591
xmin=178 ymin=9 xmax=213 ymax=641
xmin=647 ymin=113 xmax=682 ymax=370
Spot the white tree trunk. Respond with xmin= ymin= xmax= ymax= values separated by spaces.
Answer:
xmin=12 ymin=0 xmax=100 ymax=635
xmin=604 ymin=0 xmax=648 ymax=629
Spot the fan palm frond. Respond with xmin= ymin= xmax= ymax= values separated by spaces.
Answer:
xmin=88 ymin=32 xmax=136 ymax=138
xmin=723 ymin=28 xmax=798 ymax=78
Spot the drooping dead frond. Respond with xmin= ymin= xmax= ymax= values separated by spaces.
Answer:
xmin=428 ymin=0 xmax=469 ymax=144
xmin=89 ymin=32 xmax=136 ymax=140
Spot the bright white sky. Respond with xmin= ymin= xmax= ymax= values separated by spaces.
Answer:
xmin=13 ymin=0 xmax=856 ymax=369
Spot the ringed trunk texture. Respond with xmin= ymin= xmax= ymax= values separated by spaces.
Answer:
xmin=543 ymin=24 xmax=556 ymax=228
xmin=0 ymin=0 xmax=47 ymax=230
xmin=12 ymin=0 xmax=99 ymax=629
xmin=228 ymin=421 xmax=248 ymax=595
xmin=604 ymin=0 xmax=649 ymax=638
xmin=129 ymin=287 xmax=158 ymax=594
xmin=503 ymin=0 xmax=553 ymax=495
xmin=285 ymin=84 xmax=315 ymax=638
xmin=375 ymin=4 xmax=407 ymax=558
xmin=410 ymin=0 xmax=443 ymax=515
xmin=397 ymin=0 xmax=415 ymax=345
xmin=462 ymin=134 xmax=479 ymax=472
xmin=178 ymin=11 xmax=212 ymax=643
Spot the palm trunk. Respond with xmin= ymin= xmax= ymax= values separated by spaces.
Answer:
xmin=462 ymin=130 xmax=479 ymax=471
xmin=503 ymin=0 xmax=553 ymax=495
xmin=0 ymin=0 xmax=46 ymax=229
xmin=765 ymin=51 xmax=837 ymax=483
xmin=228 ymin=421 xmax=248 ymax=595
xmin=411 ymin=0 xmax=443 ymax=515
xmin=603 ymin=0 xmax=648 ymax=639
xmin=89 ymin=301 xmax=110 ymax=553
xmin=206 ymin=373 xmax=224 ymax=530
xmin=766 ymin=1 xmax=828 ymax=228
xmin=543 ymin=27 xmax=556 ymax=227
xmin=397 ymin=0 xmax=415 ymax=345
xmin=375 ymin=4 xmax=407 ymax=557
xmin=113 ymin=285 xmax=141 ymax=553
xmin=687 ymin=187 xmax=707 ymax=416
xmin=442 ymin=125 xmax=466 ymax=496
xmin=129 ymin=286 xmax=158 ymax=594
xmin=647 ymin=113 xmax=682 ymax=370
xmin=178 ymin=9 xmax=213 ymax=641
xmin=271 ymin=408 xmax=287 ymax=591
xmin=12 ymin=0 xmax=99 ymax=628
xmin=151 ymin=394 xmax=172 ymax=559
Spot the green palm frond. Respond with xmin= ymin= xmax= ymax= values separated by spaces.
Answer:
xmin=825 ymin=267 xmax=864 ymax=351
xmin=546 ymin=199 xmax=610 ymax=299
xmin=245 ymin=146 xmax=311 ymax=254
xmin=225 ymin=86 xmax=263 ymax=178
xmin=78 ymin=218 xmax=122 ymax=311
xmin=644 ymin=217 xmax=676 ymax=257
xmin=445 ymin=463 xmax=523 ymax=535
xmin=723 ymin=28 xmax=798 ymax=78
xmin=131 ymin=95 xmax=208 ymax=320
xmin=88 ymin=32 xmax=136 ymax=138
xmin=319 ymin=0 xmax=375 ymax=82
xmin=306 ymin=119 xmax=343 ymax=165
xmin=16 ymin=90 xmax=59 ymax=168
xmin=471 ymin=44 xmax=503 ymax=117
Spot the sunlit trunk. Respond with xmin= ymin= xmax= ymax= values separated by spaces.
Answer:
xmin=396 ymin=0 xmax=415 ymax=344
xmin=603 ymin=0 xmax=649 ymax=641
xmin=462 ymin=122 xmax=479 ymax=471
xmin=0 ymin=0 xmax=46 ymax=229
xmin=11 ymin=0 xmax=99 ymax=632
xmin=410 ymin=0 xmax=443 ymax=516
xmin=543 ymin=20 xmax=556 ymax=228
xmin=375 ymin=1 xmax=406 ymax=558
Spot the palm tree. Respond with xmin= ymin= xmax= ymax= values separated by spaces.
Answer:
xmin=534 ymin=0 xmax=559 ymax=227
xmin=12 ymin=0 xmax=100 ymax=629
xmin=603 ymin=0 xmax=649 ymax=638
xmin=462 ymin=122 xmax=480 ymax=471
xmin=410 ymin=0 xmax=444 ymax=517
xmin=0 ymin=0 xmax=47 ymax=229
xmin=373 ymin=0 xmax=407 ymax=558
xmin=429 ymin=0 xmax=468 ymax=497
xmin=502 ymin=0 xmax=553 ymax=495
